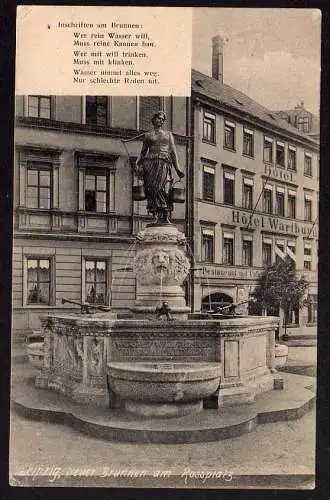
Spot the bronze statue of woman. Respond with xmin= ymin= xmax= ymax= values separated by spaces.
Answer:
xmin=135 ymin=111 xmax=184 ymax=223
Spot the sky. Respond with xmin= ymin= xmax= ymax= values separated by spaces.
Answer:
xmin=192 ymin=8 xmax=321 ymax=115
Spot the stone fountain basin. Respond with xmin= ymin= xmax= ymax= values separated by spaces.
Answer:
xmin=107 ymin=361 xmax=221 ymax=415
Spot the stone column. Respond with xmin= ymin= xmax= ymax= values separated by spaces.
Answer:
xmin=131 ymin=224 xmax=191 ymax=319
xmin=267 ymin=328 xmax=277 ymax=373
xmin=82 ymin=336 xmax=89 ymax=385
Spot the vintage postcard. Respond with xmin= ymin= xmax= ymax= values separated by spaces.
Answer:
xmin=10 ymin=6 xmax=320 ymax=489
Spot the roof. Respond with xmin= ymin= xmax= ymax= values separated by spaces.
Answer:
xmin=272 ymin=108 xmax=319 ymax=120
xmin=191 ymin=69 xmax=318 ymax=147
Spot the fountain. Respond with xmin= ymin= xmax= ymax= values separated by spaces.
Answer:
xmin=15 ymin=112 xmax=314 ymax=443
xmin=33 ymin=219 xmax=279 ymax=417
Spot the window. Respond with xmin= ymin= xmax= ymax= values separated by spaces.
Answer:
xmin=85 ymin=259 xmax=107 ymax=305
xmin=287 ymin=190 xmax=296 ymax=219
xmin=27 ymin=163 xmax=52 ymax=209
xmin=297 ymin=116 xmax=310 ymax=133
xmin=242 ymin=236 xmax=253 ymax=266
xmin=203 ymin=112 xmax=216 ymax=143
xmin=86 ymin=96 xmax=108 ymax=127
xmin=27 ymin=96 xmax=51 ymax=119
xmin=243 ymin=128 xmax=254 ymax=157
xmin=304 ymin=242 xmax=312 ymax=270
xmin=84 ymin=171 xmax=108 ymax=212
xmin=27 ymin=258 xmax=52 ymax=305
xmin=263 ymin=136 xmax=273 ymax=163
xmin=275 ymin=187 xmax=285 ymax=216
xmin=288 ymin=146 xmax=297 ymax=171
xmin=276 ymin=141 xmax=285 ymax=167
xmin=223 ymin=232 xmax=234 ymax=265
xmin=77 ymin=154 xmax=116 ymax=213
xmin=304 ymin=153 xmax=312 ymax=176
xmin=224 ymin=120 xmax=235 ymax=150
xmin=223 ymin=171 xmax=235 ymax=205
xmin=262 ymin=239 xmax=272 ymax=266
xmin=304 ymin=260 xmax=311 ymax=270
xmin=201 ymin=230 xmax=214 ymax=263
xmin=275 ymin=240 xmax=285 ymax=263
xmin=242 ymin=178 xmax=253 ymax=209
xmin=263 ymin=185 xmax=273 ymax=214
xmin=304 ymin=194 xmax=312 ymax=221
xmin=307 ymin=294 xmax=317 ymax=324
xmin=202 ymin=165 xmax=215 ymax=202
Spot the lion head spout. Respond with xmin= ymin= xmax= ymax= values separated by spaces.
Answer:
xmin=133 ymin=247 xmax=190 ymax=285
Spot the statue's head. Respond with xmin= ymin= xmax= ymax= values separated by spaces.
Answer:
xmin=152 ymin=111 xmax=166 ymax=126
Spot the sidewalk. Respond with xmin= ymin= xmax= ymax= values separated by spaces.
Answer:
xmin=9 ymin=346 xmax=317 ymax=489
xmin=279 ymin=344 xmax=317 ymax=378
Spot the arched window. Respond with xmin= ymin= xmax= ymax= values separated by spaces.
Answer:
xmin=201 ymin=292 xmax=233 ymax=313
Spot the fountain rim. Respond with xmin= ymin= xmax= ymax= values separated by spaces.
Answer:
xmin=107 ymin=361 xmax=222 ymax=382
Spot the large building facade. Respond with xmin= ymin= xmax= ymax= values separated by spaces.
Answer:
xmin=13 ymin=95 xmax=189 ymax=336
xmin=13 ymin=46 xmax=319 ymax=339
xmin=187 ymin=63 xmax=318 ymax=336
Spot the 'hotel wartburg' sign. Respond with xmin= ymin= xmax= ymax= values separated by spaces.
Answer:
xmin=232 ymin=210 xmax=317 ymax=237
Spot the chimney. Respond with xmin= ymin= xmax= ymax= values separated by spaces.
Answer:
xmin=212 ymin=35 xmax=224 ymax=83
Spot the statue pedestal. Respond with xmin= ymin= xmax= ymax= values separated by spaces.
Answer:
xmin=131 ymin=224 xmax=190 ymax=319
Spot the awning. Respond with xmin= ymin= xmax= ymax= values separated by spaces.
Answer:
xmin=223 ymin=232 xmax=234 ymax=239
xmin=286 ymin=246 xmax=296 ymax=261
xmin=203 ymin=165 xmax=215 ymax=174
xmin=224 ymin=172 xmax=235 ymax=180
xmin=275 ymin=245 xmax=286 ymax=260
xmin=225 ymin=120 xmax=235 ymax=128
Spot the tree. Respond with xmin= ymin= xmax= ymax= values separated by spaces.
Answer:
xmin=252 ymin=257 xmax=309 ymax=338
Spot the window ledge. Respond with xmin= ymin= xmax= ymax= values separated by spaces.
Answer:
xmin=242 ymin=153 xmax=254 ymax=159
xmin=223 ymin=146 xmax=236 ymax=153
xmin=23 ymin=305 xmax=57 ymax=309
xmin=202 ymin=198 xmax=215 ymax=204
xmin=202 ymin=139 xmax=216 ymax=146
xmin=304 ymin=173 xmax=313 ymax=178
xmin=17 ymin=207 xmax=60 ymax=213
xmin=77 ymin=210 xmax=116 ymax=216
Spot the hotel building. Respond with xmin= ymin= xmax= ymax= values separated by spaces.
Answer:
xmin=187 ymin=37 xmax=318 ymax=335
